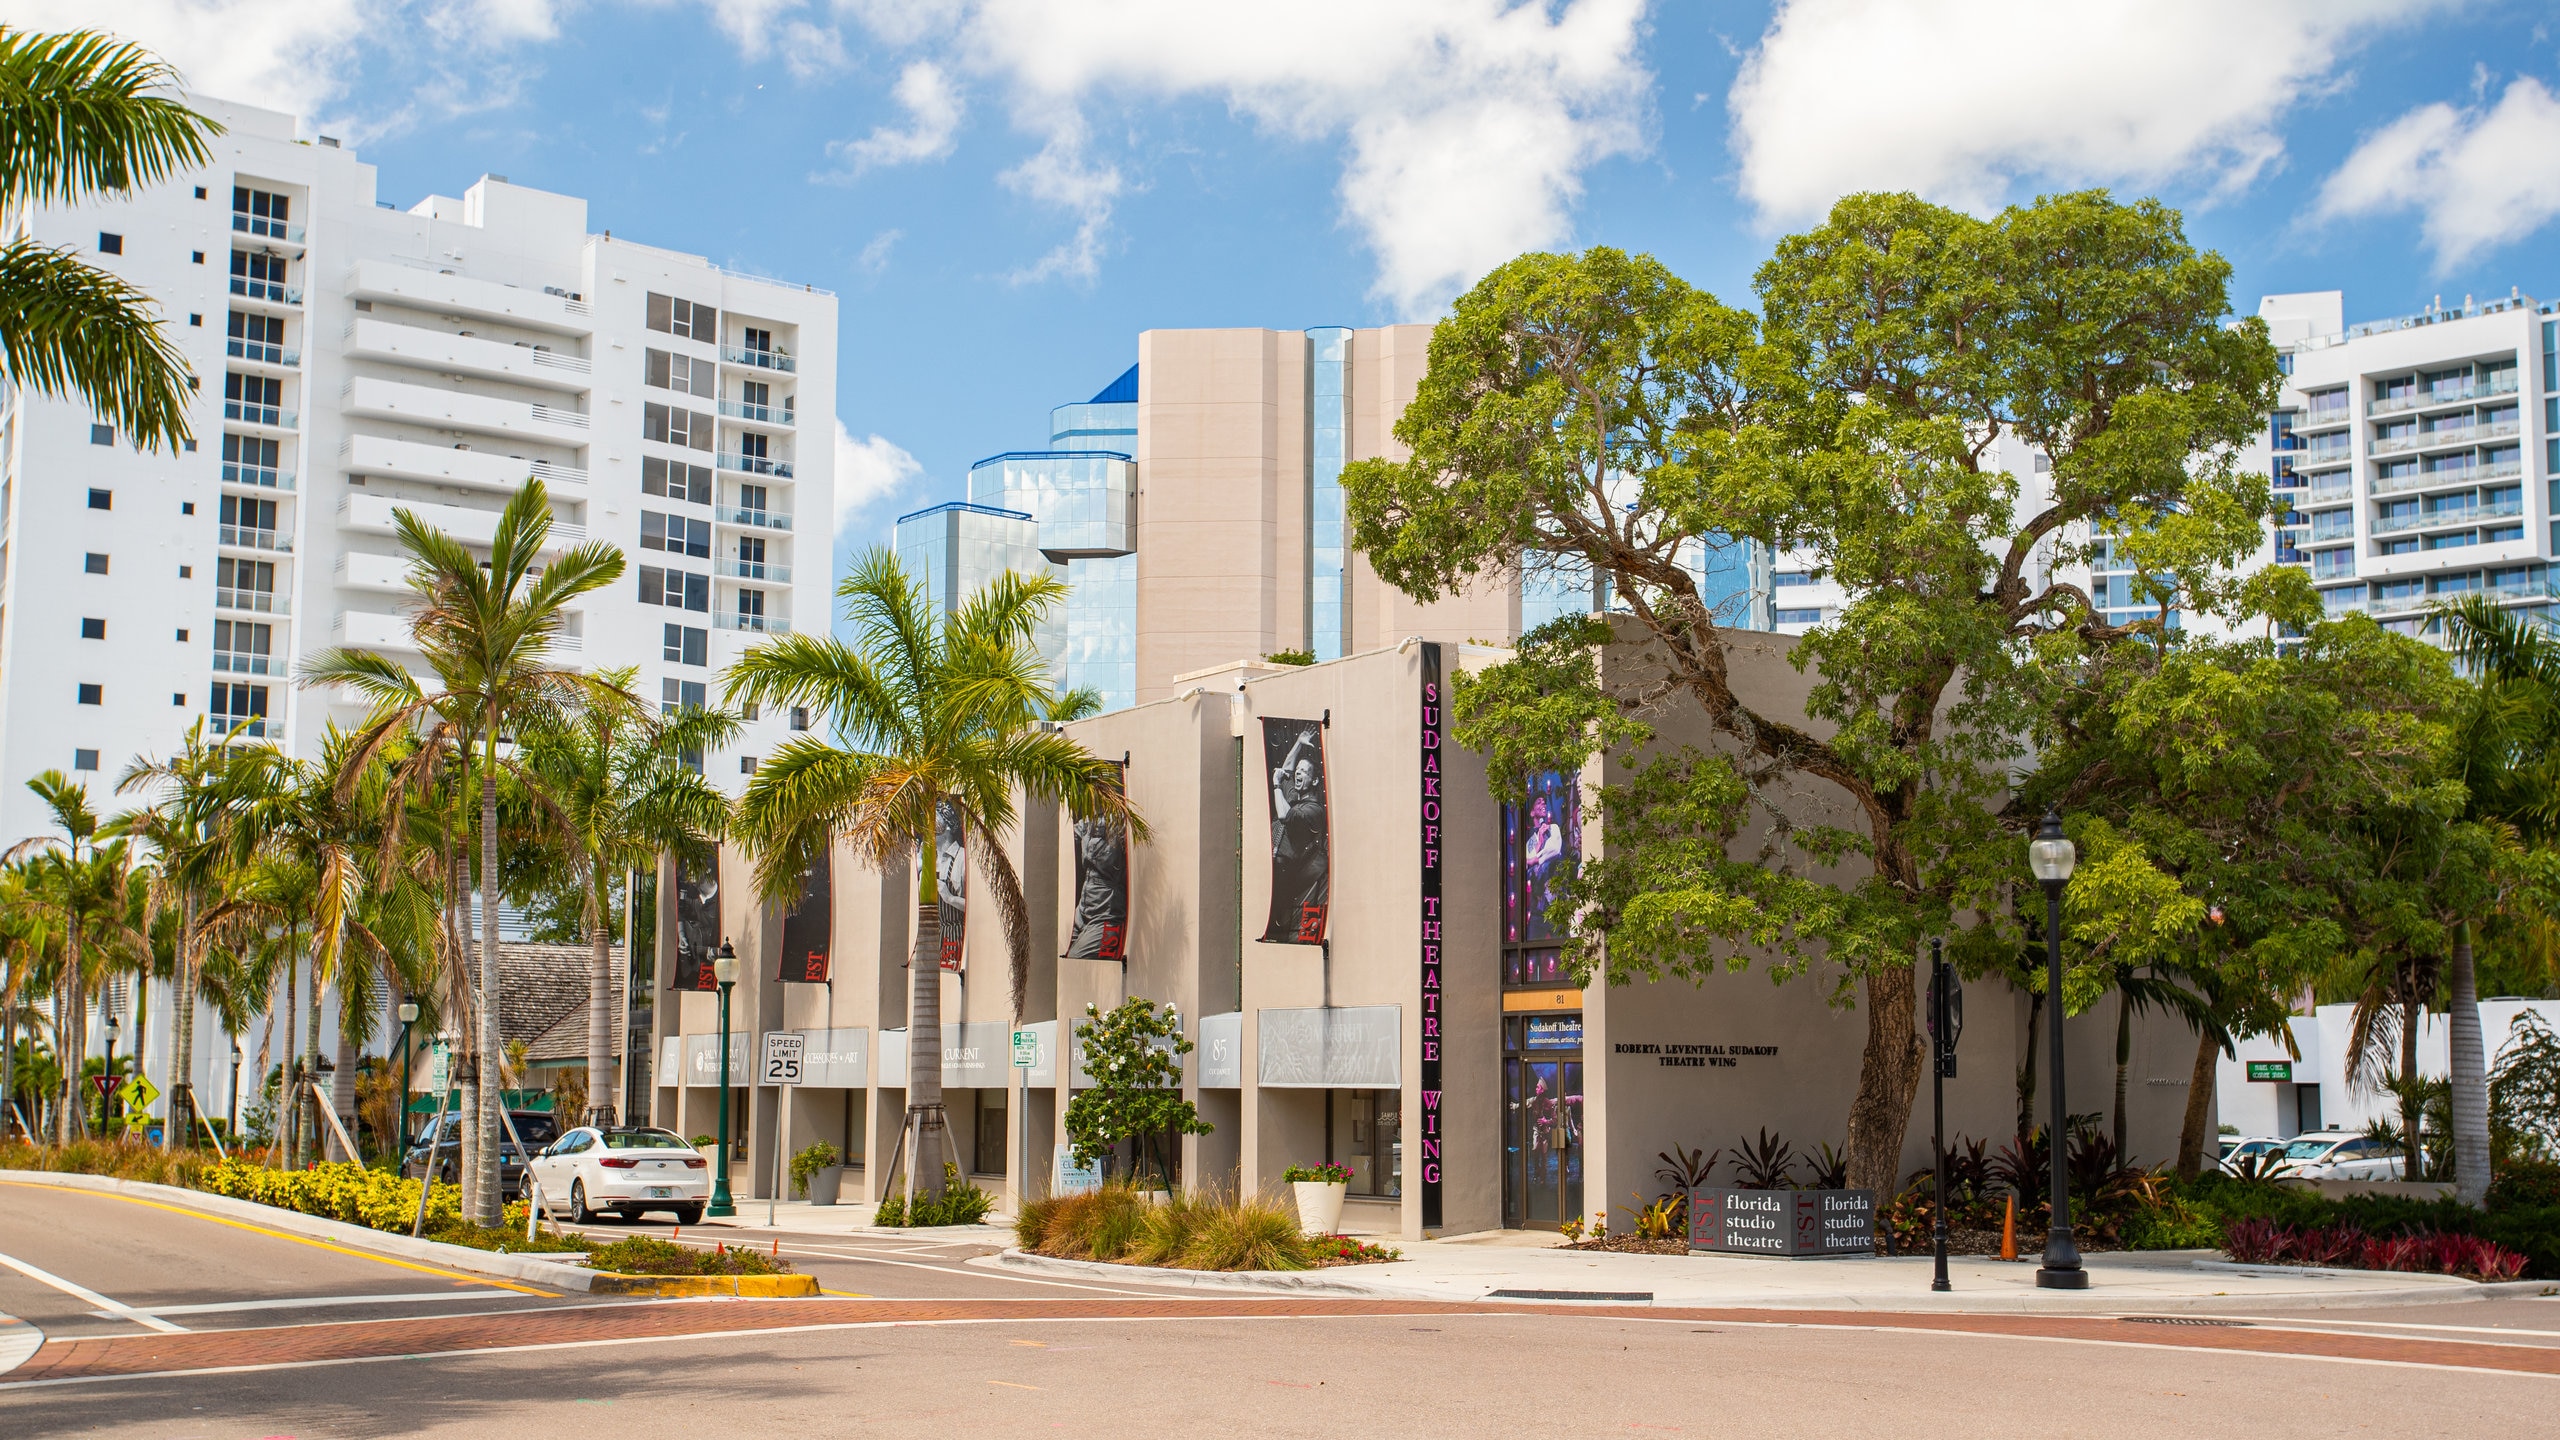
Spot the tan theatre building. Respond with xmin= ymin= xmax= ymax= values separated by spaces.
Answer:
xmin=645 ymin=630 xmax=2202 ymax=1239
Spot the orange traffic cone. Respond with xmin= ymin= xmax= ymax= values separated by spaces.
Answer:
xmin=2000 ymin=1194 xmax=2018 ymax=1261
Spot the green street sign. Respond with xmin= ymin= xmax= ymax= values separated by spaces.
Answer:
xmin=2246 ymin=1060 xmax=2292 ymax=1082
xmin=1012 ymin=1029 xmax=1038 ymax=1068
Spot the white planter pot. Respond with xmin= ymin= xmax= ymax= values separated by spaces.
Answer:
xmin=807 ymin=1165 xmax=844 ymax=1206
xmin=1293 ymin=1180 xmax=1348 ymax=1235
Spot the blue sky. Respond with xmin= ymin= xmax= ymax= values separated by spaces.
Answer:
xmin=33 ymin=1 xmax=2560 ymax=565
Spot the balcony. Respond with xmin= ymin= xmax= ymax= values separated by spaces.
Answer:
xmin=220 ymin=463 xmax=294 ymax=491
xmin=342 ymin=317 xmax=592 ymax=394
xmin=2368 ymin=370 xmax=2521 ymax=416
xmin=205 ymin=712 xmax=272 ymax=739
xmin=2307 ymin=474 xmax=2355 ymax=502
xmin=717 ymin=506 xmax=793 ymax=531
xmin=343 ymin=260 xmax=592 ymax=335
xmin=339 ymin=433 xmax=587 ymax=492
xmin=718 ymin=399 xmax=795 ymax=426
xmin=716 ymin=453 xmax=793 ymax=478
xmin=224 ymin=400 xmax=296 ymax=431
xmin=219 ymin=525 xmax=291 ymax=553
xmin=337 ymin=492 xmax=587 ymax=551
xmin=332 ymin=609 xmax=419 ymax=654
xmin=716 ymin=558 xmax=791 ymax=582
xmin=2297 ymin=440 xmax=2354 ymax=465
xmin=716 ymin=612 xmax=790 ymax=635
xmin=215 ymin=588 xmax=289 ymax=615
xmin=341 ymin=376 xmax=591 ymax=446
xmin=334 ymin=551 xmax=412 ymax=594
xmin=232 ymin=214 xmax=304 ymax=246
xmin=721 ymin=344 xmax=795 ymax=373
xmin=228 ymin=276 xmax=301 ymax=306
xmin=2371 ymin=459 xmax=2522 ymax=496
xmin=2370 ymin=419 xmax=2519 ymax=457
xmin=212 ymin=651 xmax=280 ymax=676
xmin=226 ymin=338 xmax=300 ymax=369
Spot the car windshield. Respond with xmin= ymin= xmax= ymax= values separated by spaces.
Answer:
xmin=511 ymin=1114 xmax=561 ymax=1144
xmin=602 ymin=1129 xmax=690 ymax=1150
xmin=2283 ymin=1139 xmax=2337 ymax=1160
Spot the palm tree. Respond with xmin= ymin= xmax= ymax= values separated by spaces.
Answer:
xmin=517 ymin=668 xmax=736 ymax=1126
xmin=2441 ymin=597 xmax=2560 ymax=1206
xmin=302 ymin=478 xmax=621 ymax=1223
xmin=726 ymin=551 xmax=1137 ymax=1202
xmin=5 ymin=771 xmax=142 ymax=1142
xmin=0 ymin=30 xmax=218 ymax=452
xmin=112 ymin=721 xmax=246 ymax=1149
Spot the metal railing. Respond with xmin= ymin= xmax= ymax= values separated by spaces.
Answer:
xmin=212 ymin=652 xmax=277 ymax=675
xmin=717 ymin=506 xmax=793 ymax=531
xmin=205 ymin=712 xmax=270 ymax=738
xmin=2308 ymin=476 xmax=2355 ymax=502
xmin=717 ymin=558 xmax=790 ymax=582
xmin=2371 ymin=459 xmax=2523 ymax=495
xmin=527 ymin=349 xmax=592 ymax=376
xmin=2368 ymin=371 xmax=2521 ymax=416
xmin=220 ymin=463 xmax=293 ymax=491
xmin=528 ymin=459 xmax=588 ymax=485
xmin=2373 ymin=497 xmax=2523 ymax=534
xmin=720 ymin=344 xmax=795 ymax=372
xmin=228 ymin=276 xmax=301 ymax=304
xmin=223 ymin=401 xmax=296 ymax=429
xmin=215 ymin=589 xmax=289 ymax=615
xmin=527 ymin=403 xmax=589 ymax=430
xmin=232 ymin=214 xmax=303 ymax=244
xmin=219 ymin=525 xmax=290 ymax=552
xmin=716 ymin=453 xmax=793 ymax=477
xmin=226 ymin=338 xmax=298 ymax=367
xmin=718 ymin=399 xmax=794 ymax=425
xmin=2370 ymin=419 xmax=2520 ymax=456
xmin=716 ymin=612 xmax=789 ymax=634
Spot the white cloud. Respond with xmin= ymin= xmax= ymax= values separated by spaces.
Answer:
xmin=834 ymin=422 xmax=923 ymax=540
xmin=826 ymin=60 xmax=964 ymax=176
xmin=856 ymin=227 xmax=902 ymax=272
xmin=837 ymin=0 xmax=1650 ymax=316
xmin=2315 ymin=75 xmax=2560 ymax=271
xmin=1728 ymin=0 xmax=2431 ymax=224
xmin=1 ymin=0 xmax=376 ymax=121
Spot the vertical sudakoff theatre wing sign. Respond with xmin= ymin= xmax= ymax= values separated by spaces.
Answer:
xmin=1417 ymin=643 xmax=1445 ymax=1230
xmin=777 ymin=854 xmax=831 ymax=983
xmin=1259 ymin=717 xmax=1330 ymax=945
xmin=668 ymin=846 xmax=720 ymax=992
xmin=1064 ymin=775 xmax=1129 ymax=963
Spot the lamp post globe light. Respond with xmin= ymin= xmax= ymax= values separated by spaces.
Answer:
xmin=395 ymin=1001 xmax=421 ymax=1157
xmin=102 ymin=1008 xmax=122 ymax=1132
xmin=709 ymin=940 xmax=740 ymax=1218
xmin=2028 ymin=809 xmax=2085 ymax=1290
xmin=230 ymin=1045 xmax=244 ymax=1139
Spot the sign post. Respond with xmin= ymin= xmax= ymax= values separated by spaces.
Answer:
xmin=761 ymin=1032 xmax=805 ymax=1225
xmin=1013 ymin=1028 xmax=1037 ymax=1212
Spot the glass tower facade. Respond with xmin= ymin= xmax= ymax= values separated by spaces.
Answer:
xmin=1308 ymin=327 xmax=1351 ymax=660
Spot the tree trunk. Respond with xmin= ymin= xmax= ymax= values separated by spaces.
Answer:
xmin=2015 ymin=988 xmax=2042 ymax=1143
xmin=907 ymin=844 xmax=948 ymax=1205
xmin=2113 ymin=988 xmax=2132 ymax=1163
xmin=2176 ymin=1026 xmax=2219 ymax=1180
xmin=586 ymin=876 xmax=615 ymax=1127
xmin=58 ymin=920 xmax=85 ymax=1144
xmin=2448 ymin=924 xmax=2490 ymax=1207
xmin=165 ymin=894 xmax=198 ymax=1151
xmin=1842 ymin=957 xmax=1922 ymax=1196
xmin=446 ymin=838 xmax=475 ymax=1215
xmin=2398 ymin=983 xmax=2423 ymax=1180
xmin=302 ymin=959 xmax=326 ymax=1166
xmin=330 ymin=995 xmax=358 ymax=1163
xmin=279 ymin=940 xmax=299 ymax=1164
xmin=472 ymin=767 xmax=504 ymax=1226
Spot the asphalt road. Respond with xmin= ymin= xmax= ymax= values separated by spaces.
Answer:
xmin=3 ymin=1185 xmax=2555 ymax=1438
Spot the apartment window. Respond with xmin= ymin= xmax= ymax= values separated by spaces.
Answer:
xmin=790 ymin=705 xmax=810 ymax=732
xmin=194 ymin=185 xmax=206 ymax=199
xmin=735 ymin=588 xmax=765 ymax=620
xmin=178 ymin=565 xmax=191 ymax=578
xmin=79 ymin=618 xmax=104 ymax=639
xmin=173 ymin=693 xmax=185 ymax=706
xmin=232 ymin=186 xmax=291 ymax=237
xmin=229 ymin=249 xmax=289 ymax=297
xmin=738 ymin=483 xmax=769 ymax=516
xmin=740 ymin=757 xmax=758 ymax=775
xmin=175 ymin=628 xmax=188 ymax=642
xmin=84 ymin=553 xmax=107 ymax=574
xmin=73 ymin=749 xmax=98 ymax=772
xmin=210 ymin=682 xmax=268 ymax=732
xmin=739 ymin=431 xmax=769 ymax=461
xmin=740 ymin=701 xmax=760 ymax=721
xmin=637 ymin=565 xmax=709 ymax=612
xmin=90 ymin=424 xmax=113 ymax=446
xmin=2487 ymin=524 xmax=2525 ymax=544
xmin=217 ymin=556 xmax=275 ymax=605
xmin=98 ymin=232 xmax=122 ymax=255
xmin=220 ymin=494 xmax=278 ymax=546
xmin=640 ymin=510 xmax=711 ymax=558
xmin=663 ymin=623 xmax=708 ymax=667
xmin=181 ymin=502 xmax=194 ymax=515
xmin=641 ymin=456 xmax=713 ymax=505
xmin=189 ymin=314 xmax=202 ymax=327
xmin=1773 ymin=607 xmax=1822 ymax=625
xmin=87 ymin=488 xmax=111 ymax=510
xmin=661 ymin=677 xmax=707 ymax=712
xmin=1773 ymin=571 xmax=1814 ymax=587
xmin=644 ymin=348 xmax=715 ymax=397
xmin=2379 ymin=538 xmax=2418 ymax=557
xmin=741 ymin=326 xmax=773 ymax=354
xmin=644 ymin=292 xmax=717 ymax=342
xmin=228 ymin=310 xmax=288 ymax=364
xmin=224 ymin=433 xmax=282 ymax=485
xmin=642 ymin=402 xmax=713 ymax=452
xmin=224 ymin=372 xmax=283 ymax=425
xmin=192 ymin=250 xmax=204 ymax=264
xmin=214 ymin=619 xmax=273 ymax=674
xmin=77 ymin=683 xmax=101 ymax=705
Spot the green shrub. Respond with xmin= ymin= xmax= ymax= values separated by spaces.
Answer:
xmin=1177 ymin=1192 xmax=1309 ymax=1271
xmin=789 ymin=1142 xmax=844 ymax=1197
xmin=1022 ymin=1185 xmax=1150 ymax=1260
xmin=2490 ymin=1160 xmax=2560 ymax=1210
xmin=2 ymin=1139 xmax=220 ymax=1188
xmin=1018 ymin=1184 xmax=1316 ymax=1270
xmin=588 ymin=1235 xmax=790 ymax=1276
xmin=873 ymin=1164 xmax=996 ymax=1227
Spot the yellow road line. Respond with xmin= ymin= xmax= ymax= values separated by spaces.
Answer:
xmin=0 ymin=1182 xmax=557 ymax=1297
xmin=818 ymin=1288 xmax=872 ymax=1297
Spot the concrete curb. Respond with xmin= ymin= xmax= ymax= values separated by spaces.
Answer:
xmin=0 ymin=1170 xmax=595 ymax=1293
xmin=586 ymin=1272 xmax=819 ymax=1298
xmin=2193 ymin=1258 xmax=2557 ymax=1297
xmin=0 ymin=1313 xmax=40 ymax=1378
xmin=986 ymin=1249 xmax=1427 ymax=1297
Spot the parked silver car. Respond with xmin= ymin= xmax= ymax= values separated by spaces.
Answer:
xmin=2275 ymin=1131 xmax=2404 ymax=1180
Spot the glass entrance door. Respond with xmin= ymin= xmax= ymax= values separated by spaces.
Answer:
xmin=1503 ymin=1050 xmax=1583 ymax=1229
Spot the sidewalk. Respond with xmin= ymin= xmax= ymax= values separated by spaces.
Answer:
xmin=988 ymin=1231 xmax=2555 ymax=1314
xmin=686 ymin=1194 xmax=1014 ymax=1245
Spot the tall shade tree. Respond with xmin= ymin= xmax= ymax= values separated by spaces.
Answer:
xmin=0 ymin=30 xmax=217 ymax=452
xmin=4 ymin=771 xmax=141 ymax=1142
xmin=517 ymin=668 xmax=737 ymax=1126
xmin=726 ymin=551 xmax=1137 ymax=1202
xmin=302 ymin=479 xmax=621 ymax=1223
xmin=1343 ymin=199 xmax=2282 ymax=1193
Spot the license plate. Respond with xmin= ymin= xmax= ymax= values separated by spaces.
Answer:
xmin=648 ymin=1187 xmax=675 ymax=1198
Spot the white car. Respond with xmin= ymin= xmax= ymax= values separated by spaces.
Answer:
xmin=2274 ymin=1131 xmax=2405 ymax=1181
xmin=525 ymin=1126 xmax=710 ymax=1224
xmin=2217 ymin=1136 xmax=2291 ymax=1175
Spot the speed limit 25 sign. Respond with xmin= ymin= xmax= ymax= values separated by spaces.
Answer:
xmin=761 ymin=1031 xmax=805 ymax=1085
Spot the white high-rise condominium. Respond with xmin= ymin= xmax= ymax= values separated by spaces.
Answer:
xmin=2256 ymin=290 xmax=2557 ymax=637
xmin=0 ymin=96 xmax=834 ymax=840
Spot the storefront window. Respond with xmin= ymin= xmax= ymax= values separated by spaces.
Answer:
xmin=1502 ymin=770 xmax=1580 ymax=987
xmin=1328 ymin=1088 xmax=1402 ymax=1197
xmin=973 ymin=1088 xmax=1008 ymax=1175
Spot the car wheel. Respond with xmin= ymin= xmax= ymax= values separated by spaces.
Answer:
xmin=674 ymin=1205 xmax=704 ymax=1226
xmin=570 ymin=1180 xmax=596 ymax=1225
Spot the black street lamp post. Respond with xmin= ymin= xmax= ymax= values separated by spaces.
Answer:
xmin=709 ymin=940 xmax=739 ymax=1218
xmin=395 ymin=1001 xmax=420 ymax=1159
xmin=2029 ymin=809 xmax=2086 ymax=1290
xmin=1927 ymin=938 xmax=1963 ymax=1292
xmin=229 ymin=1045 xmax=244 ymax=1140
xmin=102 ymin=1009 xmax=122 ymax=1134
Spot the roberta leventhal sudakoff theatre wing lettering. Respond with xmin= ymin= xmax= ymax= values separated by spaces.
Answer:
xmin=1260 ymin=716 xmax=1329 ymax=945
xmin=1063 ymin=783 xmax=1129 ymax=963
